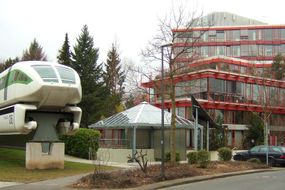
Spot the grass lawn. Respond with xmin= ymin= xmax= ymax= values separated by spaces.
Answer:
xmin=0 ymin=147 xmax=115 ymax=183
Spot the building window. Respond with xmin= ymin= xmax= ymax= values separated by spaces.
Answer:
xmin=209 ymin=46 xmax=216 ymax=56
xmin=248 ymin=45 xmax=258 ymax=56
xmin=232 ymin=30 xmax=240 ymax=41
xmin=281 ymin=29 xmax=285 ymax=39
xmin=248 ymin=30 xmax=256 ymax=40
xmin=232 ymin=46 xmax=240 ymax=57
xmin=201 ymin=31 xmax=208 ymax=41
xmin=263 ymin=29 xmax=273 ymax=40
xmin=258 ymin=45 xmax=264 ymax=56
xmin=217 ymin=46 xmax=226 ymax=56
xmin=176 ymin=107 xmax=185 ymax=117
xmin=281 ymin=45 xmax=285 ymax=55
xmin=216 ymin=31 xmax=225 ymax=41
xmin=201 ymin=46 xmax=209 ymax=57
xmin=241 ymin=45 xmax=249 ymax=56
xmin=265 ymin=45 xmax=273 ymax=56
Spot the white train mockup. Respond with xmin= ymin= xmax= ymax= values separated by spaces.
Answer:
xmin=0 ymin=61 xmax=82 ymax=135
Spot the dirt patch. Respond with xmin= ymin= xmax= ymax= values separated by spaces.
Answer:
xmin=73 ymin=161 xmax=269 ymax=189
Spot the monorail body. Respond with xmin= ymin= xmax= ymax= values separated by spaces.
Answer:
xmin=0 ymin=61 xmax=82 ymax=135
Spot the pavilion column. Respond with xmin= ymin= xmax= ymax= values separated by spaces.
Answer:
xmin=194 ymin=106 xmax=198 ymax=151
xmin=206 ymin=121 xmax=210 ymax=151
xmin=132 ymin=126 xmax=136 ymax=161
xmin=200 ymin=126 xmax=204 ymax=150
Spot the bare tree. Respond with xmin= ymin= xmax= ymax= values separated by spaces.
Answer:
xmin=142 ymin=5 xmax=209 ymax=165
xmin=246 ymin=66 xmax=278 ymax=148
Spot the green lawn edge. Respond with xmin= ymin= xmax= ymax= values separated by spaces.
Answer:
xmin=0 ymin=147 xmax=114 ymax=183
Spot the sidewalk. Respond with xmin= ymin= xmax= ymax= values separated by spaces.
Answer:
xmin=0 ymin=173 xmax=87 ymax=190
xmin=64 ymin=154 xmax=138 ymax=168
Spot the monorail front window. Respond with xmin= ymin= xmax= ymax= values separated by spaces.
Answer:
xmin=56 ymin=66 xmax=76 ymax=84
xmin=32 ymin=65 xmax=59 ymax=83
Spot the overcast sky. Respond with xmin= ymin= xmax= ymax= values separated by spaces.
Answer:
xmin=1 ymin=0 xmax=285 ymax=65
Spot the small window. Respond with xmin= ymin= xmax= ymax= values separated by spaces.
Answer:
xmin=32 ymin=65 xmax=58 ymax=83
xmin=56 ymin=66 xmax=76 ymax=84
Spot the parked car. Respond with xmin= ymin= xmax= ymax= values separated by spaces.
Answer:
xmin=233 ymin=145 xmax=285 ymax=166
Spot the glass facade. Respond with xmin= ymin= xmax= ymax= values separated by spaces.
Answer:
xmin=145 ymin=24 xmax=285 ymax=148
xmin=175 ymin=27 xmax=285 ymax=59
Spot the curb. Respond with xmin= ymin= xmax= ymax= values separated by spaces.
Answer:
xmin=131 ymin=168 xmax=282 ymax=190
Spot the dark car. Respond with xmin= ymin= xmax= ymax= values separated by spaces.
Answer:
xmin=233 ymin=145 xmax=285 ymax=166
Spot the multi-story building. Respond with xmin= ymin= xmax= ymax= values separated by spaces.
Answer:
xmin=142 ymin=12 xmax=285 ymax=149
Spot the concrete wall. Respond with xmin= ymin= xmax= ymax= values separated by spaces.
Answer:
xmin=26 ymin=142 xmax=64 ymax=169
xmin=186 ymin=150 xmax=246 ymax=161
xmin=153 ymin=129 xmax=186 ymax=161
xmin=96 ymin=148 xmax=155 ymax=163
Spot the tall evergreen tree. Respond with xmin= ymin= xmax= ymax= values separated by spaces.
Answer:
xmin=71 ymin=25 xmax=107 ymax=127
xmin=104 ymin=43 xmax=125 ymax=96
xmin=22 ymin=38 xmax=47 ymax=61
xmin=57 ymin=33 xmax=71 ymax=66
xmin=0 ymin=57 xmax=19 ymax=72
xmin=103 ymin=44 xmax=126 ymax=116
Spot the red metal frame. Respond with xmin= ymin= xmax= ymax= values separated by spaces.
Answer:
xmin=142 ymin=69 xmax=285 ymax=89
xmin=153 ymin=99 xmax=285 ymax=115
xmin=179 ymin=57 xmax=272 ymax=68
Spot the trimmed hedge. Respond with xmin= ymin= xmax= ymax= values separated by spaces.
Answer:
xmin=60 ymin=128 xmax=100 ymax=159
xmin=165 ymin=152 xmax=180 ymax=162
xmin=197 ymin=150 xmax=210 ymax=168
xmin=217 ymin=147 xmax=232 ymax=161
xmin=187 ymin=152 xmax=198 ymax=164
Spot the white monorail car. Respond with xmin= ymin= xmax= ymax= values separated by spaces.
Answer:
xmin=0 ymin=61 xmax=82 ymax=135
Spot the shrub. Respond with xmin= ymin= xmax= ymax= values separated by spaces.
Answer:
xmin=247 ymin=158 xmax=262 ymax=164
xmin=165 ymin=152 xmax=180 ymax=162
xmin=187 ymin=152 xmax=198 ymax=164
xmin=217 ymin=147 xmax=232 ymax=161
xmin=197 ymin=150 xmax=210 ymax=168
xmin=60 ymin=128 xmax=100 ymax=159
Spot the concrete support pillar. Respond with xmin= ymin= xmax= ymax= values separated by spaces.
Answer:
xmin=26 ymin=142 xmax=64 ymax=169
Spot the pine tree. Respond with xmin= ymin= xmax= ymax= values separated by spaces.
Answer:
xmin=103 ymin=43 xmax=126 ymax=116
xmin=57 ymin=33 xmax=71 ymax=66
xmin=104 ymin=43 xmax=125 ymax=95
xmin=22 ymin=39 xmax=47 ymax=61
xmin=72 ymin=25 xmax=108 ymax=127
xmin=0 ymin=57 xmax=19 ymax=72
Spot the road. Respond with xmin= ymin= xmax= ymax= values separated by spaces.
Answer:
xmin=160 ymin=170 xmax=285 ymax=190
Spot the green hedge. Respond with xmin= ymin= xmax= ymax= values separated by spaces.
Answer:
xmin=197 ymin=150 xmax=210 ymax=168
xmin=217 ymin=147 xmax=232 ymax=161
xmin=187 ymin=152 xmax=198 ymax=164
xmin=165 ymin=152 xmax=180 ymax=162
xmin=60 ymin=128 xmax=100 ymax=159
xmin=187 ymin=150 xmax=210 ymax=168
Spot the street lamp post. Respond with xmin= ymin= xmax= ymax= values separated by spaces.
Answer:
xmin=160 ymin=43 xmax=172 ymax=178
